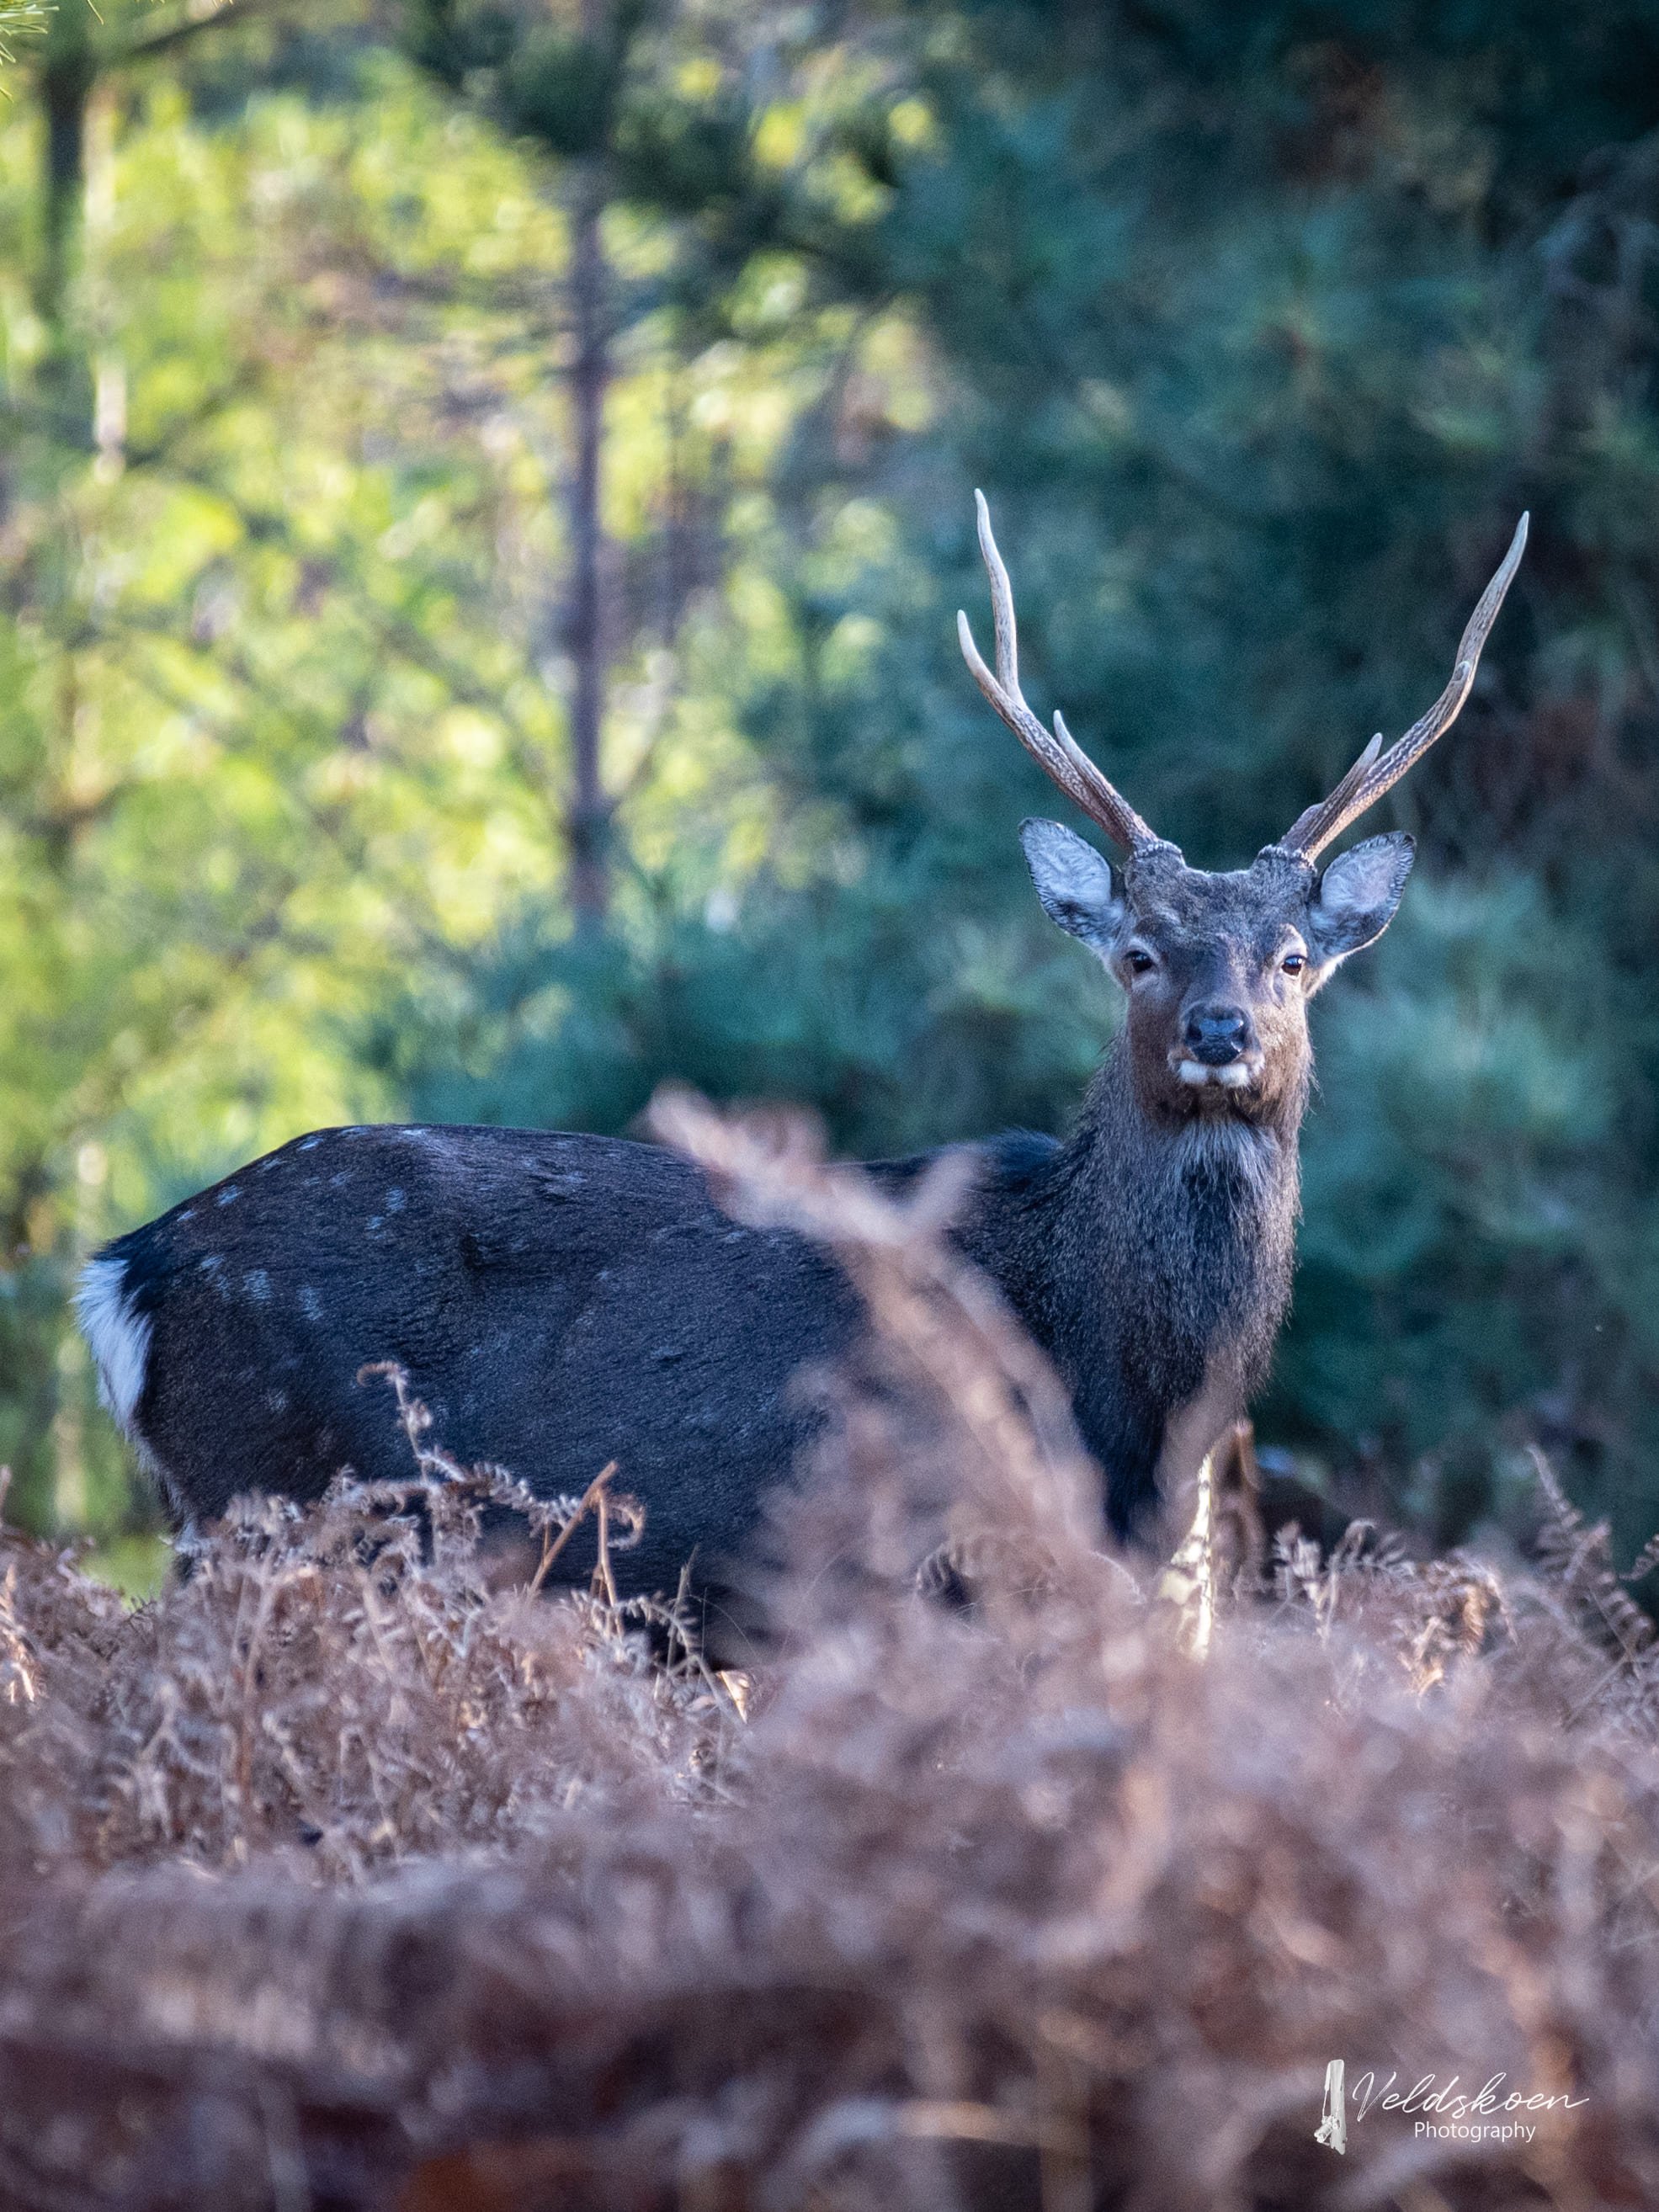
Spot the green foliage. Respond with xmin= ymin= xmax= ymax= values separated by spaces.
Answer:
xmin=502 ymin=30 xmax=619 ymax=158
xmin=1288 ymin=880 xmax=1641 ymax=1531
xmin=0 ymin=0 xmax=1655 ymax=1555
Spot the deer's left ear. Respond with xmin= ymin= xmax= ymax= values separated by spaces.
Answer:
xmin=1305 ymin=833 xmax=1415 ymax=968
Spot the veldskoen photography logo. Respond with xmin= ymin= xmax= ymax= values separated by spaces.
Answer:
xmin=1316 ymin=2060 xmax=1589 ymax=2153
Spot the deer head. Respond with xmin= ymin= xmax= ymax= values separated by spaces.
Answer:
xmin=959 ymin=492 xmax=1527 ymax=1127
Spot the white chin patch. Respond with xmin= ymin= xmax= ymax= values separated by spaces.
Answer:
xmin=1176 ymin=1060 xmax=1256 ymax=1091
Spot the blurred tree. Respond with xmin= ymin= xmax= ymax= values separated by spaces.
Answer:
xmin=409 ymin=0 xmax=635 ymax=917
xmin=402 ymin=0 xmax=906 ymax=917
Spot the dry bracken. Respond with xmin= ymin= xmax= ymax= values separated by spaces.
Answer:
xmin=0 ymin=1100 xmax=1656 ymax=2212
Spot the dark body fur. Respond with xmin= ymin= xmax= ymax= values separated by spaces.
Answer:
xmin=106 ymin=1123 xmax=864 ymax=1619
xmin=99 ymin=1031 xmax=1300 ymax=1607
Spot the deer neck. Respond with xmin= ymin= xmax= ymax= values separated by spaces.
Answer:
xmin=988 ymin=1037 xmax=1305 ymax=1539
xmin=1066 ymin=1034 xmax=1304 ymax=1346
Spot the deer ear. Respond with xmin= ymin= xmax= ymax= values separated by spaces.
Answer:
xmin=1306 ymin=832 xmax=1415 ymax=967
xmin=1019 ymin=819 xmax=1125 ymax=954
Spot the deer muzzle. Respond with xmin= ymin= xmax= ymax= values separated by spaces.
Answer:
xmin=1173 ymin=1003 xmax=1262 ymax=1090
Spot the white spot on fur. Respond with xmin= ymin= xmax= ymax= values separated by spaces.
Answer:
xmin=299 ymin=1286 xmax=323 ymax=1321
xmin=216 ymin=1185 xmax=240 ymax=1205
xmin=300 ymin=1135 xmax=323 ymax=1151
xmin=243 ymin=1269 xmax=271 ymax=1303
xmin=73 ymin=1258 xmax=152 ymax=1433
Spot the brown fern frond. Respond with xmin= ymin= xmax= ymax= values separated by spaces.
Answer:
xmin=1528 ymin=1444 xmax=1655 ymax=1665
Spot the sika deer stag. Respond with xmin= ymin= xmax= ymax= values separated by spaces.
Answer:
xmin=79 ymin=497 xmax=1527 ymax=1632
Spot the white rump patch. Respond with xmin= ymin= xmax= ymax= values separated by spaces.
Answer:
xmin=74 ymin=1256 xmax=152 ymax=1434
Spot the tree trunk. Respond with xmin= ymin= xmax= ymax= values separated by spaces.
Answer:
xmin=566 ymin=157 xmax=611 ymax=924
xmin=35 ymin=11 xmax=97 ymax=416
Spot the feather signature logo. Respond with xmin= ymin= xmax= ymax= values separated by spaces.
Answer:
xmin=1315 ymin=2060 xmax=1347 ymax=2153
xmin=1316 ymin=2061 xmax=1588 ymax=2151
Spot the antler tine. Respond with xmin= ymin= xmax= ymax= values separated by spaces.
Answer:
xmin=1281 ymin=513 xmax=1529 ymax=863
xmin=958 ymin=490 xmax=1162 ymax=856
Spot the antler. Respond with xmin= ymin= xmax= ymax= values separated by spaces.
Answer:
xmin=958 ymin=490 xmax=1163 ymax=856
xmin=1278 ymin=513 xmax=1529 ymax=862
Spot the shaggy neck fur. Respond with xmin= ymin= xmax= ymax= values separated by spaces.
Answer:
xmin=969 ymin=1035 xmax=1305 ymax=1541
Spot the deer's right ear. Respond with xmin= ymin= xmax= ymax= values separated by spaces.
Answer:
xmin=1019 ymin=819 xmax=1126 ymax=955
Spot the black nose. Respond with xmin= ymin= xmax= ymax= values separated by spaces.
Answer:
xmin=1183 ymin=1004 xmax=1252 ymax=1065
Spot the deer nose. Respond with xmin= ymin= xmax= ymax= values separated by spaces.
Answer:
xmin=1183 ymin=1004 xmax=1252 ymax=1066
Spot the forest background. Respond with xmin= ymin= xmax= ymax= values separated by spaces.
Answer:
xmin=1 ymin=0 xmax=1656 ymax=1577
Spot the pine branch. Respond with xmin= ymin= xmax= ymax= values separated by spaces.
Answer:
xmin=0 ymin=3 xmax=48 ymax=68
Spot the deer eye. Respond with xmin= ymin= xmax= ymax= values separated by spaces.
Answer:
xmin=1281 ymin=949 xmax=1308 ymax=976
xmin=1125 ymin=948 xmax=1157 ymax=976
